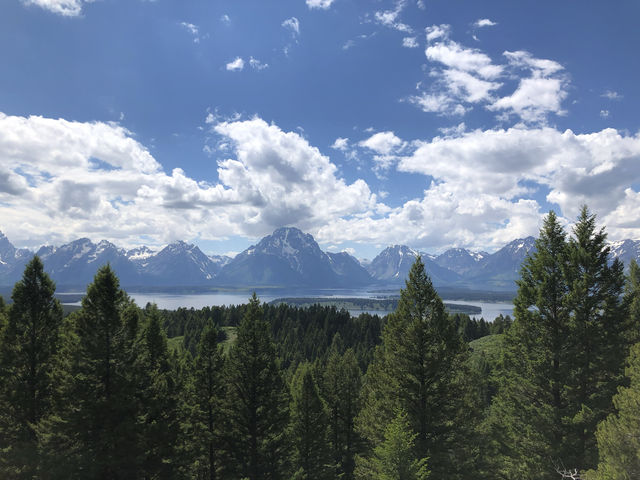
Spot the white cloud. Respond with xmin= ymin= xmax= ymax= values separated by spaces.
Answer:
xmin=0 ymin=112 xmax=379 ymax=249
xmin=282 ymin=17 xmax=300 ymax=37
xmin=331 ymin=137 xmax=350 ymax=151
xmin=374 ymin=0 xmax=412 ymax=33
xmin=602 ymin=90 xmax=623 ymax=100
xmin=600 ymin=110 xmax=610 ymax=118
xmin=318 ymin=126 xmax=640 ymax=251
xmin=415 ymin=26 xmax=569 ymax=124
xmin=306 ymin=0 xmax=336 ymax=9
xmin=402 ymin=37 xmax=419 ymax=48
xmin=220 ymin=14 xmax=231 ymax=24
xmin=249 ymin=57 xmax=269 ymax=70
xmin=359 ymin=131 xmax=405 ymax=155
xmin=488 ymin=52 xmax=568 ymax=123
xmin=226 ymin=57 xmax=245 ymax=71
xmin=474 ymin=18 xmax=497 ymax=28
xmin=21 ymin=0 xmax=93 ymax=16
xmin=407 ymin=93 xmax=468 ymax=116
xmin=425 ymin=24 xmax=451 ymax=43
xmin=426 ymin=41 xmax=502 ymax=79
xmin=2 ymin=112 xmax=640 ymax=254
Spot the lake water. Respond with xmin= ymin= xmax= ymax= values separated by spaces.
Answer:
xmin=109 ymin=291 xmax=514 ymax=321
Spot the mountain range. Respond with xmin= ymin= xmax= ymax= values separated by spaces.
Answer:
xmin=0 ymin=228 xmax=638 ymax=292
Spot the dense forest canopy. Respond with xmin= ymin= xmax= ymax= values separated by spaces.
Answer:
xmin=0 ymin=207 xmax=638 ymax=479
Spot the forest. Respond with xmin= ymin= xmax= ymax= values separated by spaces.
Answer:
xmin=0 ymin=206 xmax=639 ymax=480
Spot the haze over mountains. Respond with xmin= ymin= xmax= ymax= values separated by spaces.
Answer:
xmin=0 ymin=228 xmax=639 ymax=291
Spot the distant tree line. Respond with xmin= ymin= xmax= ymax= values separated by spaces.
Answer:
xmin=0 ymin=206 xmax=638 ymax=479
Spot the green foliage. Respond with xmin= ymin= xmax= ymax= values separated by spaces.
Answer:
xmin=487 ymin=208 xmax=630 ymax=479
xmin=323 ymin=346 xmax=363 ymax=479
xmin=189 ymin=321 xmax=226 ymax=479
xmin=289 ymin=362 xmax=331 ymax=480
xmin=587 ymin=342 xmax=640 ymax=480
xmin=39 ymin=264 xmax=142 ymax=478
xmin=225 ymin=293 xmax=290 ymax=480
xmin=356 ymin=409 xmax=430 ymax=480
xmin=0 ymin=256 xmax=63 ymax=478
xmin=357 ymin=256 xmax=478 ymax=480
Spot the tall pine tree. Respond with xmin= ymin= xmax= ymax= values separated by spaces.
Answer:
xmin=225 ymin=293 xmax=290 ymax=480
xmin=289 ymin=362 xmax=331 ymax=480
xmin=0 ymin=256 xmax=63 ymax=478
xmin=564 ymin=206 xmax=627 ymax=470
xmin=357 ymin=257 xmax=476 ymax=480
xmin=190 ymin=321 xmax=226 ymax=480
xmin=39 ymin=264 xmax=141 ymax=479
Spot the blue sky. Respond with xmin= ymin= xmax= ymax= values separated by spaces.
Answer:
xmin=1 ymin=0 xmax=639 ymax=259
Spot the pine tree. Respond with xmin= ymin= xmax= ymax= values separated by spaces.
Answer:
xmin=0 ymin=256 xmax=63 ymax=478
xmin=488 ymin=208 xmax=630 ymax=478
xmin=39 ymin=264 xmax=141 ymax=479
xmin=356 ymin=409 xmax=430 ymax=480
xmin=290 ymin=362 xmax=331 ymax=480
xmin=323 ymin=347 xmax=362 ymax=480
xmin=190 ymin=321 xmax=226 ymax=480
xmin=138 ymin=304 xmax=182 ymax=478
xmin=564 ymin=206 xmax=627 ymax=470
xmin=486 ymin=211 xmax=571 ymax=479
xmin=624 ymin=259 xmax=640 ymax=345
xmin=586 ymin=342 xmax=640 ymax=480
xmin=225 ymin=293 xmax=290 ymax=480
xmin=357 ymin=257 xmax=476 ymax=480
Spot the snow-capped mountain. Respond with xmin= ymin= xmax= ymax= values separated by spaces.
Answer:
xmin=435 ymin=248 xmax=488 ymax=276
xmin=609 ymin=239 xmax=640 ymax=266
xmin=141 ymin=241 xmax=224 ymax=286
xmin=366 ymin=245 xmax=461 ymax=285
xmin=1 ymin=229 xmax=640 ymax=291
xmin=217 ymin=227 xmax=371 ymax=287
xmin=36 ymin=238 xmax=140 ymax=286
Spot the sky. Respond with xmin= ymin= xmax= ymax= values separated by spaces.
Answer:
xmin=1 ymin=0 xmax=640 ymax=259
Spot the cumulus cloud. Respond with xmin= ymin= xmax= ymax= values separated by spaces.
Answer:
xmin=331 ymin=137 xmax=350 ymax=151
xmin=226 ymin=57 xmax=245 ymax=71
xmin=220 ymin=14 xmax=231 ymax=24
xmin=0 ymin=112 xmax=378 ymax=249
xmin=306 ymin=0 xmax=336 ymax=9
xmin=317 ymin=126 xmax=640 ymax=251
xmin=21 ymin=0 xmax=93 ymax=16
xmin=413 ymin=25 xmax=569 ymax=123
xmin=2 ymin=112 xmax=640 ymax=254
xmin=359 ymin=131 xmax=405 ymax=155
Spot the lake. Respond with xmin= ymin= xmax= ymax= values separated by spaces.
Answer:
xmin=98 ymin=291 xmax=515 ymax=321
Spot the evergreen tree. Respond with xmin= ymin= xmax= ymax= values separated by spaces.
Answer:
xmin=357 ymin=257 xmax=476 ymax=480
xmin=624 ymin=259 xmax=640 ymax=345
xmin=138 ymin=304 xmax=182 ymax=478
xmin=323 ymin=347 xmax=362 ymax=480
xmin=225 ymin=293 xmax=290 ymax=480
xmin=39 ymin=264 xmax=141 ymax=479
xmin=355 ymin=409 xmax=429 ymax=480
xmin=0 ymin=256 xmax=63 ymax=478
xmin=486 ymin=211 xmax=571 ymax=479
xmin=190 ymin=321 xmax=226 ymax=480
xmin=488 ymin=208 xmax=630 ymax=478
xmin=564 ymin=207 xmax=627 ymax=470
xmin=586 ymin=342 xmax=640 ymax=480
xmin=290 ymin=362 xmax=331 ymax=480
